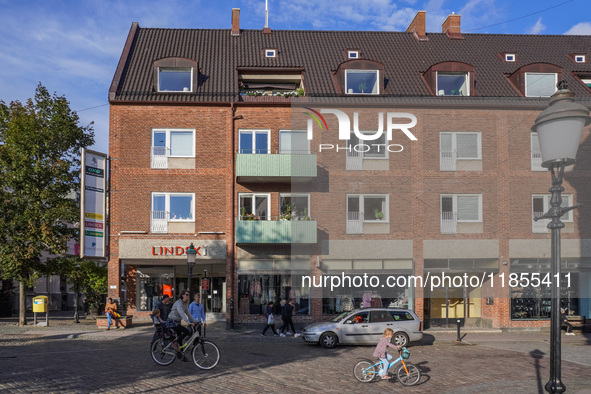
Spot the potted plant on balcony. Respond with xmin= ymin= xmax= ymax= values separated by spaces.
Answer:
xmin=280 ymin=203 xmax=292 ymax=220
xmin=374 ymin=209 xmax=384 ymax=220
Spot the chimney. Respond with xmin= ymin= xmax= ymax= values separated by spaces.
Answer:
xmin=232 ymin=8 xmax=240 ymax=36
xmin=442 ymin=13 xmax=462 ymax=39
xmin=263 ymin=0 xmax=271 ymax=34
xmin=406 ymin=11 xmax=427 ymax=41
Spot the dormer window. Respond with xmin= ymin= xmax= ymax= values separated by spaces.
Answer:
xmin=525 ymin=73 xmax=557 ymax=97
xmin=436 ymin=72 xmax=469 ymax=96
xmin=158 ymin=68 xmax=193 ymax=92
xmin=505 ymin=54 xmax=516 ymax=62
xmin=348 ymin=50 xmax=359 ymax=59
xmin=153 ymin=57 xmax=198 ymax=93
xmin=265 ymin=49 xmax=277 ymax=58
xmin=345 ymin=70 xmax=379 ymax=94
xmin=575 ymin=55 xmax=586 ymax=63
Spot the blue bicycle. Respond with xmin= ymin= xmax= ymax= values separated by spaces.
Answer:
xmin=353 ymin=347 xmax=420 ymax=385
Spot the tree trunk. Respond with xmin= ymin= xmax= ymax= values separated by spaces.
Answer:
xmin=19 ymin=281 xmax=26 ymax=326
xmin=74 ymin=284 xmax=80 ymax=323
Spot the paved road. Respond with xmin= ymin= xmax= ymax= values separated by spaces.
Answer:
xmin=1 ymin=323 xmax=591 ymax=393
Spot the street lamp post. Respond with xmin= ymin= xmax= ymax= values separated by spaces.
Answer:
xmin=531 ymin=82 xmax=590 ymax=394
xmin=186 ymin=243 xmax=197 ymax=296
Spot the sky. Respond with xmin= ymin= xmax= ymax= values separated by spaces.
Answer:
xmin=1 ymin=0 xmax=590 ymax=154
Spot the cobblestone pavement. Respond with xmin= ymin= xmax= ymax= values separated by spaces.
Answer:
xmin=1 ymin=322 xmax=591 ymax=393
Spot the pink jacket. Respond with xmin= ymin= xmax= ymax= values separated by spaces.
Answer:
xmin=373 ymin=337 xmax=398 ymax=358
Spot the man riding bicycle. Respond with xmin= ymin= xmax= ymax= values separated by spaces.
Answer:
xmin=167 ymin=290 xmax=198 ymax=359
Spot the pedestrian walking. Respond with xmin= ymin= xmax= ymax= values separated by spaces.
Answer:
xmin=261 ymin=301 xmax=278 ymax=336
xmin=279 ymin=299 xmax=299 ymax=337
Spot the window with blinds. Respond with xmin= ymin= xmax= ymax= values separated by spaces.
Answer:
xmin=441 ymin=194 xmax=482 ymax=222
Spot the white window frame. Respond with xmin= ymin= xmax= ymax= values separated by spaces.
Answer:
xmin=347 ymin=194 xmax=389 ymax=223
xmin=505 ymin=54 xmax=516 ymax=62
xmin=151 ymin=192 xmax=195 ymax=222
xmin=238 ymin=129 xmax=270 ymax=154
xmin=238 ymin=193 xmax=271 ymax=220
xmin=348 ymin=50 xmax=359 ymax=59
xmin=440 ymin=131 xmax=481 ymax=160
xmin=347 ymin=131 xmax=389 ymax=160
xmin=265 ymin=49 xmax=277 ymax=58
xmin=152 ymin=128 xmax=195 ymax=158
xmin=575 ymin=55 xmax=586 ymax=63
xmin=345 ymin=69 xmax=380 ymax=95
xmin=279 ymin=130 xmax=310 ymax=154
xmin=532 ymin=194 xmax=573 ymax=222
xmin=279 ymin=193 xmax=311 ymax=217
xmin=436 ymin=72 xmax=470 ymax=96
xmin=525 ymin=72 xmax=557 ymax=97
xmin=157 ymin=67 xmax=193 ymax=92
xmin=441 ymin=194 xmax=482 ymax=223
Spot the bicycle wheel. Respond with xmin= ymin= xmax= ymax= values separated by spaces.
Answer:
xmin=150 ymin=338 xmax=176 ymax=366
xmin=353 ymin=359 xmax=379 ymax=383
xmin=396 ymin=362 xmax=421 ymax=386
xmin=192 ymin=339 xmax=220 ymax=370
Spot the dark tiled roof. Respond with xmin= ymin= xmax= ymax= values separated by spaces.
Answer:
xmin=111 ymin=27 xmax=591 ymax=102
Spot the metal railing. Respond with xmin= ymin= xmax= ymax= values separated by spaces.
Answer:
xmin=532 ymin=211 xmax=549 ymax=233
xmin=151 ymin=210 xmax=169 ymax=233
xmin=440 ymin=150 xmax=457 ymax=171
xmin=441 ymin=211 xmax=457 ymax=234
xmin=346 ymin=212 xmax=364 ymax=234
xmin=531 ymin=150 xmax=545 ymax=171
xmin=346 ymin=149 xmax=362 ymax=171
xmin=151 ymin=146 xmax=169 ymax=169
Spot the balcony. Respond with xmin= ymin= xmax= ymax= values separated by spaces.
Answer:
xmin=236 ymin=154 xmax=317 ymax=183
xmin=235 ymin=219 xmax=317 ymax=244
xmin=532 ymin=212 xmax=549 ymax=233
xmin=440 ymin=150 xmax=457 ymax=171
xmin=531 ymin=150 xmax=545 ymax=171
xmin=441 ymin=212 xmax=458 ymax=234
xmin=151 ymin=210 xmax=169 ymax=233
xmin=346 ymin=212 xmax=364 ymax=234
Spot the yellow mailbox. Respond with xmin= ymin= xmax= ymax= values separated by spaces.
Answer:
xmin=32 ymin=295 xmax=48 ymax=313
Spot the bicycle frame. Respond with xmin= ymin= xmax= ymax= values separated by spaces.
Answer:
xmin=366 ymin=354 xmax=409 ymax=376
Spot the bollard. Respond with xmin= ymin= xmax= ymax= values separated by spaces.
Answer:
xmin=456 ymin=319 xmax=461 ymax=342
xmin=230 ymin=298 xmax=235 ymax=330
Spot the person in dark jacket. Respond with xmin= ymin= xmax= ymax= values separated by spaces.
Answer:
xmin=279 ymin=299 xmax=299 ymax=337
xmin=561 ymin=308 xmax=575 ymax=335
xmin=261 ymin=301 xmax=278 ymax=336
xmin=155 ymin=294 xmax=172 ymax=320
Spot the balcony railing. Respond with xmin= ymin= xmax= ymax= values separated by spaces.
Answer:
xmin=346 ymin=212 xmax=364 ymax=234
xmin=440 ymin=150 xmax=457 ymax=171
xmin=532 ymin=211 xmax=549 ymax=233
xmin=441 ymin=212 xmax=457 ymax=234
xmin=236 ymin=218 xmax=317 ymax=244
xmin=151 ymin=210 xmax=169 ymax=233
xmin=151 ymin=146 xmax=169 ymax=169
xmin=346 ymin=149 xmax=362 ymax=171
xmin=236 ymin=153 xmax=317 ymax=179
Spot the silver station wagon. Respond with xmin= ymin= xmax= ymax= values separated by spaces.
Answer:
xmin=301 ymin=308 xmax=423 ymax=349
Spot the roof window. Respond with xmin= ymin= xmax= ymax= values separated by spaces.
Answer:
xmin=153 ymin=57 xmax=198 ymax=93
xmin=345 ymin=70 xmax=379 ymax=94
xmin=575 ymin=55 xmax=586 ymax=63
xmin=505 ymin=54 xmax=516 ymax=62
xmin=265 ymin=49 xmax=277 ymax=58
xmin=348 ymin=50 xmax=360 ymax=59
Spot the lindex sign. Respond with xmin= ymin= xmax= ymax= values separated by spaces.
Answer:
xmin=201 ymin=279 xmax=209 ymax=291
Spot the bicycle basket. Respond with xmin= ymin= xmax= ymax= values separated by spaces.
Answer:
xmin=401 ymin=348 xmax=410 ymax=359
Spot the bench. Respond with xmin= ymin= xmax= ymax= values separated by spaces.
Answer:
xmin=566 ymin=315 xmax=586 ymax=333
xmin=96 ymin=315 xmax=133 ymax=329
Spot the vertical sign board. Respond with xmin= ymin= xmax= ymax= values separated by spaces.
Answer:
xmin=80 ymin=148 xmax=107 ymax=258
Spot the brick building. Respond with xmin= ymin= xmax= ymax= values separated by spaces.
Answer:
xmin=108 ymin=9 xmax=591 ymax=329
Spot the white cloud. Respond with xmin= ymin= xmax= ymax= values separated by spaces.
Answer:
xmin=528 ymin=17 xmax=546 ymax=35
xmin=564 ymin=22 xmax=591 ymax=35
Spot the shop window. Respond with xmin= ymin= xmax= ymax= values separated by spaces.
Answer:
xmin=279 ymin=194 xmax=310 ymax=220
xmin=158 ymin=67 xmax=193 ymax=92
xmin=238 ymin=193 xmax=270 ymax=220
xmin=279 ymin=130 xmax=309 ymax=154
xmin=239 ymin=130 xmax=269 ymax=154
xmin=136 ymin=266 xmax=174 ymax=312
xmin=440 ymin=131 xmax=481 ymax=171
xmin=525 ymin=72 xmax=557 ymax=97
xmin=437 ymin=72 xmax=469 ymax=96
xmin=441 ymin=194 xmax=482 ymax=234
xmin=151 ymin=128 xmax=195 ymax=169
xmin=237 ymin=272 xmax=310 ymax=315
xmin=345 ymin=70 xmax=379 ymax=94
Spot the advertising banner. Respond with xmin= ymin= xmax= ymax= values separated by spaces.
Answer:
xmin=80 ymin=148 xmax=107 ymax=258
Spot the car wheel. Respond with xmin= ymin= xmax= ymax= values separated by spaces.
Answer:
xmin=319 ymin=332 xmax=338 ymax=348
xmin=392 ymin=331 xmax=409 ymax=347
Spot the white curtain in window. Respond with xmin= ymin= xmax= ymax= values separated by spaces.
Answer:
xmin=456 ymin=134 xmax=478 ymax=158
xmin=457 ymin=196 xmax=479 ymax=220
xmin=279 ymin=131 xmax=309 ymax=154
xmin=526 ymin=73 xmax=556 ymax=97
xmin=440 ymin=133 xmax=452 ymax=151
xmin=170 ymin=131 xmax=193 ymax=156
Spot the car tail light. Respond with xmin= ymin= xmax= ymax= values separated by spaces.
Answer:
xmin=419 ymin=321 xmax=422 ymax=332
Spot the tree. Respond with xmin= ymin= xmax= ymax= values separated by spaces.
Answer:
xmin=0 ymin=84 xmax=94 ymax=326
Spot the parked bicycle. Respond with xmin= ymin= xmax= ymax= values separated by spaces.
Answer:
xmin=353 ymin=347 xmax=420 ymax=385
xmin=151 ymin=322 xmax=220 ymax=369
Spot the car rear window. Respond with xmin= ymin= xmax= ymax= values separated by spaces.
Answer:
xmin=390 ymin=311 xmax=414 ymax=321
xmin=370 ymin=310 xmax=394 ymax=322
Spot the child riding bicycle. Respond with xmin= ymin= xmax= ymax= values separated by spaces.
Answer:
xmin=373 ymin=328 xmax=402 ymax=380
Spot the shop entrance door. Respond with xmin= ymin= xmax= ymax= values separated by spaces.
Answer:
xmin=427 ymin=285 xmax=481 ymax=328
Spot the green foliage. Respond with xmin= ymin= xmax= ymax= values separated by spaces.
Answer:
xmin=50 ymin=257 xmax=107 ymax=310
xmin=0 ymin=84 xmax=94 ymax=286
xmin=374 ymin=209 xmax=384 ymax=220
